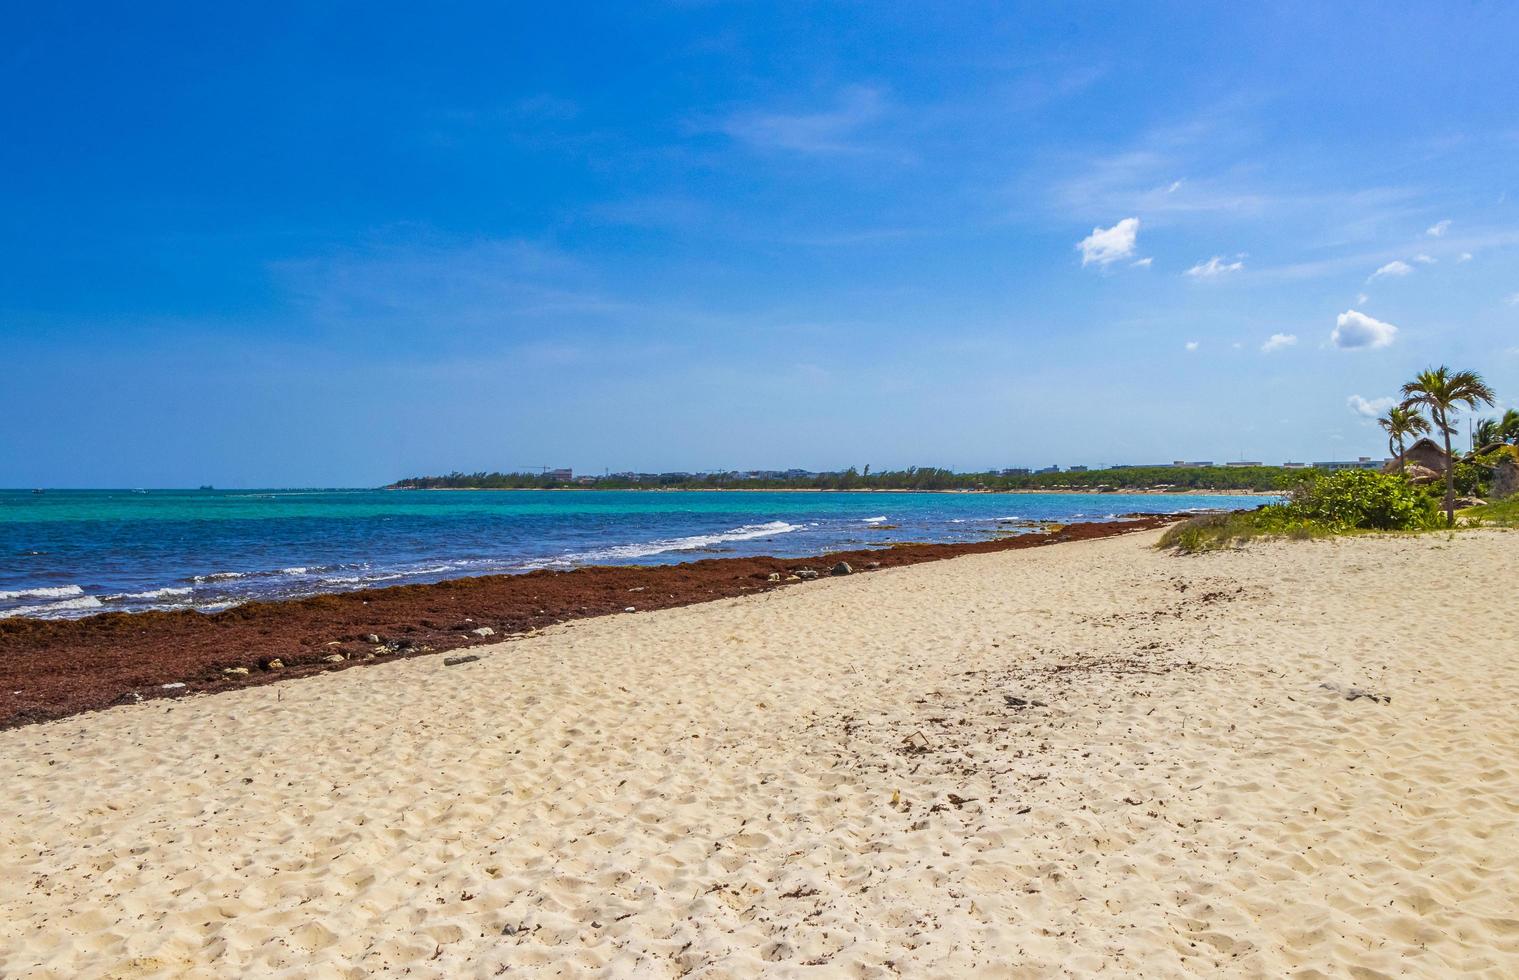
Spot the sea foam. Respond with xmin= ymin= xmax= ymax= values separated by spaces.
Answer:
xmin=0 ymin=595 xmax=104 ymax=619
xmin=0 ymin=585 xmax=85 ymax=601
xmin=532 ymin=521 xmax=801 ymax=568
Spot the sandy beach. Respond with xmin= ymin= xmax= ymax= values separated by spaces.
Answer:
xmin=3 ymin=527 xmax=1517 ymax=977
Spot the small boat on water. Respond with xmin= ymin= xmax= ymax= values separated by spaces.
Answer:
xmin=31 ymin=488 xmax=45 ymax=494
xmin=199 ymin=485 xmax=214 ymax=491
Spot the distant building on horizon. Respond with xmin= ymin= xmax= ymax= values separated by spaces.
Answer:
xmin=546 ymin=468 xmax=573 ymax=481
xmin=1310 ymin=457 xmax=1382 ymax=471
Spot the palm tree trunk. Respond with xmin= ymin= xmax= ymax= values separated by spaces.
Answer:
xmin=1442 ymin=420 xmax=1454 ymax=525
xmin=1395 ymin=435 xmax=1405 ymax=476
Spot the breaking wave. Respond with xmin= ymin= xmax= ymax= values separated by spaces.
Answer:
xmin=531 ymin=521 xmax=802 ymax=568
xmin=0 ymin=585 xmax=84 ymax=601
xmin=0 ymin=595 xmax=104 ymax=619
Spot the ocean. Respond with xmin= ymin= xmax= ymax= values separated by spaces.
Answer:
xmin=0 ymin=489 xmax=1257 ymax=620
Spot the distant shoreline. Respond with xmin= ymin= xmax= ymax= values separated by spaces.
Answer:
xmin=385 ymin=486 xmax=1280 ymax=496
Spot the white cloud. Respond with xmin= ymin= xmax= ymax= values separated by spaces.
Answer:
xmin=1426 ymin=219 xmax=1451 ymax=237
xmin=1166 ymin=179 xmax=1184 ymax=193
xmin=1413 ymin=253 xmax=1436 ymax=264
xmin=1369 ymin=260 xmax=1413 ymax=280
xmin=1131 ymin=256 xmax=1153 ymax=268
xmin=1507 ymin=292 xmax=1519 ymax=306
xmin=1332 ymin=309 xmax=1399 ymax=350
xmin=1347 ymin=394 xmax=1396 ymax=418
xmin=1184 ymin=340 xmax=1199 ymax=351
xmin=1458 ymin=252 xmax=1473 ymax=262
xmin=1356 ymin=292 xmax=1369 ymax=304
xmin=1077 ymin=217 xmax=1139 ymax=267
xmin=1261 ymin=333 xmax=1297 ymax=352
xmin=1185 ymin=254 xmax=1245 ymax=278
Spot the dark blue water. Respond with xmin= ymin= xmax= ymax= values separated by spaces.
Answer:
xmin=0 ymin=489 xmax=1253 ymax=619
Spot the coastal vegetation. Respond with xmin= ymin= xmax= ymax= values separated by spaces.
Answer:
xmin=1162 ymin=363 xmax=1515 ymax=552
xmin=392 ymin=465 xmax=1293 ymax=493
xmin=1464 ymin=495 xmax=1519 ymax=528
xmin=1158 ymin=469 xmax=1439 ymax=553
xmin=1400 ymin=366 xmax=1496 ymax=524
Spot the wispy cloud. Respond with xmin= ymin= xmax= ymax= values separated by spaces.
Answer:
xmin=1186 ymin=254 xmax=1245 ymax=278
xmin=1368 ymin=259 xmax=1413 ymax=280
xmin=1250 ymin=228 xmax=1519 ymax=282
xmin=1332 ymin=310 xmax=1398 ymax=350
xmin=716 ymin=86 xmax=886 ymax=155
xmin=1261 ymin=332 xmax=1297 ymax=352
xmin=1347 ymin=394 xmax=1395 ymax=418
xmin=1184 ymin=340 xmax=1199 ymax=351
xmin=1077 ymin=217 xmax=1139 ymax=267
xmin=1426 ymin=219 xmax=1451 ymax=237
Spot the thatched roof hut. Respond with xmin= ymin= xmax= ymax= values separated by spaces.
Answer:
xmin=1383 ymin=437 xmax=1450 ymax=475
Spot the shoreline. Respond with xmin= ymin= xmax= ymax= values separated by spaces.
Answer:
xmin=385 ymin=486 xmax=1281 ymax=495
xmin=0 ymin=515 xmax=1178 ymax=729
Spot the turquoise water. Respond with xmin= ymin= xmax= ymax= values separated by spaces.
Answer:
xmin=0 ymin=489 xmax=1256 ymax=619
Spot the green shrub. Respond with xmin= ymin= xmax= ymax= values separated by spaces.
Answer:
xmin=1453 ymin=460 xmax=1486 ymax=496
xmin=1280 ymin=469 xmax=1439 ymax=531
xmin=1457 ymin=445 xmax=1519 ymax=497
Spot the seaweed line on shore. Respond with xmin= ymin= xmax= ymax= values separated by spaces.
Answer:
xmin=0 ymin=515 xmax=1181 ymax=730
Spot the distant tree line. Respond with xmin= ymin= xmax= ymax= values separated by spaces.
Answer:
xmin=389 ymin=465 xmax=1292 ymax=492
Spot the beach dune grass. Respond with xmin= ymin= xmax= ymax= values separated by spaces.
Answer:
xmin=1156 ymin=512 xmax=1330 ymax=553
xmin=1159 ymin=469 xmax=1439 ymax=553
xmin=1465 ymin=496 xmax=1519 ymax=527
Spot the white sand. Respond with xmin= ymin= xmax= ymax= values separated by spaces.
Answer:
xmin=3 ymin=528 xmax=1517 ymax=977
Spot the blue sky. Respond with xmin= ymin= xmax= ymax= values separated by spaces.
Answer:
xmin=4 ymin=2 xmax=1518 ymax=486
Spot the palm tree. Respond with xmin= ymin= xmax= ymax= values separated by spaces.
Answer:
xmin=1401 ymin=366 xmax=1497 ymax=524
xmin=1501 ymin=409 xmax=1519 ymax=445
xmin=1475 ymin=417 xmax=1503 ymax=448
xmin=1378 ymin=405 xmax=1431 ymax=475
